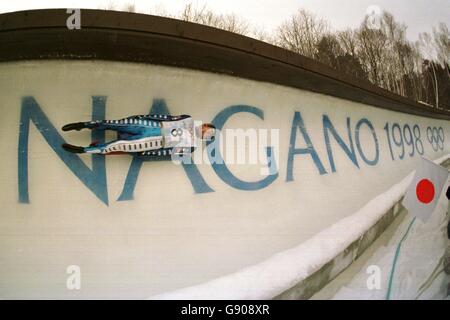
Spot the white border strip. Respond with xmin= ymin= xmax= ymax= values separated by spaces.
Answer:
xmin=150 ymin=154 xmax=450 ymax=300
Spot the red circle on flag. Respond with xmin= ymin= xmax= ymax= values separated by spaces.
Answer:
xmin=416 ymin=179 xmax=435 ymax=204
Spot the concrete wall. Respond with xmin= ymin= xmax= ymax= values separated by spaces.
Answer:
xmin=1 ymin=60 xmax=449 ymax=298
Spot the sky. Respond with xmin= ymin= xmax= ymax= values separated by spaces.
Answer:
xmin=0 ymin=0 xmax=448 ymax=41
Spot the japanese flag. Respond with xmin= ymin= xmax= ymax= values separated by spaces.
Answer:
xmin=402 ymin=157 xmax=449 ymax=222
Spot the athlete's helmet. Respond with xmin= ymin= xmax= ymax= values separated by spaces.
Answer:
xmin=196 ymin=123 xmax=216 ymax=140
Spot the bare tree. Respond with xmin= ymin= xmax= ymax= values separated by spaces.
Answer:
xmin=148 ymin=4 xmax=174 ymax=18
xmin=355 ymin=15 xmax=388 ymax=86
xmin=249 ymin=28 xmax=274 ymax=43
xmin=180 ymin=3 xmax=217 ymax=25
xmin=419 ymin=32 xmax=442 ymax=107
xmin=315 ymin=34 xmax=343 ymax=68
xmin=100 ymin=0 xmax=117 ymax=10
xmin=100 ymin=1 xmax=135 ymax=13
xmin=337 ymin=29 xmax=358 ymax=58
xmin=220 ymin=14 xmax=250 ymax=34
xmin=432 ymin=23 xmax=450 ymax=79
xmin=179 ymin=3 xmax=249 ymax=35
xmin=275 ymin=9 xmax=328 ymax=58
xmin=123 ymin=2 xmax=136 ymax=13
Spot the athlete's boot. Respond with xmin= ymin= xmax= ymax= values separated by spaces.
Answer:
xmin=62 ymin=143 xmax=85 ymax=153
xmin=62 ymin=121 xmax=100 ymax=132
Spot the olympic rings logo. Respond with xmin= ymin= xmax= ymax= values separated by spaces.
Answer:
xmin=426 ymin=126 xmax=444 ymax=151
xmin=171 ymin=128 xmax=183 ymax=137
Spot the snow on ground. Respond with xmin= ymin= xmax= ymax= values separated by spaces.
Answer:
xmin=151 ymin=155 xmax=450 ymax=300
xmin=328 ymin=184 xmax=450 ymax=300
